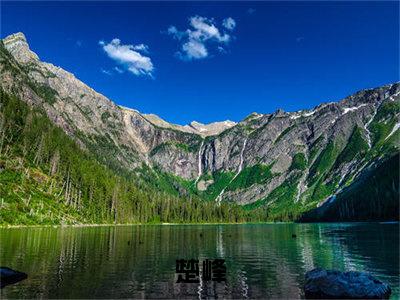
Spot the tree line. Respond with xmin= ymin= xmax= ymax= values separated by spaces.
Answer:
xmin=0 ymin=90 xmax=270 ymax=225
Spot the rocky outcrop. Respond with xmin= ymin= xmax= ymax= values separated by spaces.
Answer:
xmin=185 ymin=120 xmax=236 ymax=136
xmin=304 ymin=268 xmax=391 ymax=299
xmin=1 ymin=32 xmax=399 ymax=212
xmin=0 ymin=267 xmax=28 ymax=288
xmin=142 ymin=113 xmax=236 ymax=137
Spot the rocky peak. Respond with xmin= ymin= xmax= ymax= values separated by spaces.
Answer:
xmin=3 ymin=32 xmax=39 ymax=64
xmin=273 ymin=108 xmax=286 ymax=117
xmin=186 ymin=120 xmax=236 ymax=136
xmin=1 ymin=31 xmax=399 ymax=211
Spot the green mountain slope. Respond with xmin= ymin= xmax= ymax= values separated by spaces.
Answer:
xmin=0 ymin=32 xmax=399 ymax=224
xmin=0 ymin=91 xmax=268 ymax=225
xmin=299 ymin=153 xmax=399 ymax=222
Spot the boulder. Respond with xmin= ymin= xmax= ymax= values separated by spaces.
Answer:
xmin=304 ymin=268 xmax=391 ymax=299
xmin=0 ymin=267 xmax=28 ymax=288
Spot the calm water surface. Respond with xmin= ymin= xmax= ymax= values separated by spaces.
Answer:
xmin=0 ymin=223 xmax=399 ymax=299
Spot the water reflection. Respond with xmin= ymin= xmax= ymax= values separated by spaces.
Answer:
xmin=0 ymin=223 xmax=398 ymax=299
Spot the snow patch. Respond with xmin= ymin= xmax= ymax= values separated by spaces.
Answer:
xmin=389 ymin=91 xmax=400 ymax=101
xmin=290 ymin=110 xmax=316 ymax=120
xmin=342 ymin=104 xmax=367 ymax=115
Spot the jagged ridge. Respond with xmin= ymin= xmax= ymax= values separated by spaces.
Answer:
xmin=1 ymin=32 xmax=399 ymax=221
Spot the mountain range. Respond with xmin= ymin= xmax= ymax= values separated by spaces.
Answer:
xmin=0 ymin=32 xmax=399 ymax=224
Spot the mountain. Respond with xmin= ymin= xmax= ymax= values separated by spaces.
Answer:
xmin=140 ymin=113 xmax=236 ymax=137
xmin=0 ymin=32 xmax=399 ymax=223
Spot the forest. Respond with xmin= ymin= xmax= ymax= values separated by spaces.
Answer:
xmin=0 ymin=90 xmax=271 ymax=225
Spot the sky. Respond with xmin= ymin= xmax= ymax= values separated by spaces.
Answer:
xmin=2 ymin=1 xmax=399 ymax=125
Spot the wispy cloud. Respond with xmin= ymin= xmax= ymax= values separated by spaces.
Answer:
xmin=222 ymin=17 xmax=236 ymax=30
xmin=114 ymin=66 xmax=124 ymax=74
xmin=101 ymin=68 xmax=112 ymax=75
xmin=99 ymin=38 xmax=154 ymax=77
xmin=166 ymin=15 xmax=236 ymax=61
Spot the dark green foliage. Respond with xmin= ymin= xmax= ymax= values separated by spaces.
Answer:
xmin=226 ymin=164 xmax=273 ymax=192
xmin=22 ymin=62 xmax=56 ymax=78
xmin=290 ymin=153 xmax=307 ymax=171
xmin=370 ymin=120 xmax=396 ymax=149
xmin=71 ymin=101 xmax=92 ymax=123
xmin=306 ymin=139 xmax=345 ymax=203
xmin=335 ymin=127 xmax=368 ymax=167
xmin=370 ymin=119 xmax=398 ymax=150
xmin=1 ymin=41 xmax=58 ymax=105
xmin=299 ymin=153 xmax=399 ymax=222
xmin=369 ymin=101 xmax=400 ymax=148
xmin=27 ymin=82 xmax=58 ymax=105
xmin=174 ymin=143 xmax=191 ymax=152
xmin=375 ymin=101 xmax=400 ymax=121
xmin=243 ymin=174 xmax=306 ymax=221
xmin=0 ymin=90 xmax=266 ymax=225
xmin=81 ymin=132 xmax=135 ymax=175
xmin=150 ymin=141 xmax=195 ymax=156
xmin=101 ymin=111 xmax=111 ymax=123
xmin=136 ymin=164 xmax=197 ymax=197
xmin=274 ymin=125 xmax=294 ymax=144
xmin=308 ymin=141 xmax=339 ymax=185
xmin=308 ymin=135 xmax=325 ymax=163
xmin=198 ymin=171 xmax=235 ymax=201
xmin=310 ymin=178 xmax=336 ymax=203
xmin=0 ymin=41 xmax=21 ymax=75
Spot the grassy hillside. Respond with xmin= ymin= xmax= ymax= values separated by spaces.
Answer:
xmin=299 ymin=153 xmax=399 ymax=222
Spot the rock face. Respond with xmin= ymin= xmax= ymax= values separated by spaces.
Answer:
xmin=1 ymin=32 xmax=399 ymax=215
xmin=304 ymin=268 xmax=391 ymax=299
xmin=142 ymin=113 xmax=236 ymax=137
xmin=0 ymin=267 xmax=28 ymax=288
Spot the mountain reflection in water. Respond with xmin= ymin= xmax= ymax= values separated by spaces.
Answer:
xmin=1 ymin=223 xmax=398 ymax=299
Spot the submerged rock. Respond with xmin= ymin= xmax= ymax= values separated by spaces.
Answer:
xmin=304 ymin=268 xmax=391 ymax=299
xmin=0 ymin=267 xmax=28 ymax=288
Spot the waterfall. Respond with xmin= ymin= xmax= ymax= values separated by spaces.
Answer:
xmin=363 ymin=107 xmax=377 ymax=148
xmin=238 ymin=138 xmax=247 ymax=173
xmin=215 ymin=138 xmax=248 ymax=204
xmin=194 ymin=140 xmax=204 ymax=185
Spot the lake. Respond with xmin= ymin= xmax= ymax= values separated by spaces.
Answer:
xmin=0 ymin=223 xmax=398 ymax=299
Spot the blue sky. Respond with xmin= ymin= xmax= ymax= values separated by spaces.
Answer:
xmin=2 ymin=1 xmax=399 ymax=125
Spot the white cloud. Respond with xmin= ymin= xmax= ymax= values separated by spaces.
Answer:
xmin=167 ymin=26 xmax=185 ymax=40
xmin=101 ymin=68 xmax=112 ymax=75
xmin=114 ymin=66 xmax=124 ymax=73
xmin=132 ymin=43 xmax=149 ymax=53
xmin=189 ymin=16 xmax=230 ymax=43
xmin=217 ymin=46 xmax=227 ymax=54
xmin=166 ymin=15 xmax=236 ymax=61
xmin=222 ymin=17 xmax=236 ymax=30
xmin=182 ymin=40 xmax=208 ymax=59
xmin=100 ymin=38 xmax=154 ymax=77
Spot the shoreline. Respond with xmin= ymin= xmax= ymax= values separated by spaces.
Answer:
xmin=0 ymin=221 xmax=398 ymax=229
xmin=0 ymin=222 xmax=280 ymax=228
